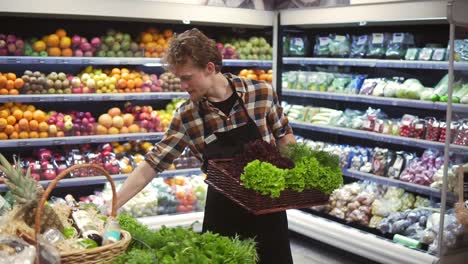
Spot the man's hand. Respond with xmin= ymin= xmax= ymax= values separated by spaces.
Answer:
xmin=277 ymin=133 xmax=296 ymax=151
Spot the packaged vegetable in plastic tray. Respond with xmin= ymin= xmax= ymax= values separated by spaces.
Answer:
xmin=361 ymin=107 xmax=385 ymax=132
xmin=288 ymin=35 xmax=309 ymax=57
xmin=366 ymin=33 xmax=391 ymax=58
xmin=295 ymin=71 xmax=308 ymax=90
xmin=372 ymin=79 xmax=389 ymax=97
xmin=359 ymin=78 xmax=380 ymax=95
xmin=386 ymin=151 xmax=408 ymax=179
xmin=286 ymin=71 xmax=298 ymax=89
xmin=418 ymin=48 xmax=434 ymax=61
xmin=328 ymin=75 xmax=352 ymax=93
xmin=317 ymin=72 xmax=334 ymax=92
xmin=344 ymin=74 xmax=367 ymax=94
xmin=306 ymin=71 xmax=319 ymax=91
xmin=399 ymin=114 xmax=418 ymax=137
xmin=372 ymin=148 xmax=389 ymax=176
xmin=410 ymin=118 xmax=427 ymax=139
xmin=329 ymin=34 xmax=351 ymax=57
xmin=405 ymin=48 xmax=420 ymax=60
xmin=350 ymin=35 xmax=369 ymax=58
xmin=431 ymin=48 xmax=446 ymax=61
xmin=425 ymin=117 xmax=441 ymax=141
xmin=314 ymin=35 xmax=331 ymax=57
xmin=383 ymin=79 xmax=403 ymax=98
xmin=453 ymin=120 xmax=468 ymax=146
xmin=439 ymin=121 xmax=460 ymax=143
xmin=385 ymin=33 xmax=415 ymax=59
xmin=396 ymin=78 xmax=424 ymax=99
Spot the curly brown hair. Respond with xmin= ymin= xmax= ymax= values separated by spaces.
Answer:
xmin=163 ymin=28 xmax=222 ymax=73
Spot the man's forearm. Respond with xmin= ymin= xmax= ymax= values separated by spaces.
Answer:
xmin=115 ymin=160 xmax=157 ymax=209
xmin=277 ymin=133 xmax=296 ymax=150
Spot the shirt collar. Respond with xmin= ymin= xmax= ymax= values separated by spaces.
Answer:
xmin=199 ymin=73 xmax=246 ymax=109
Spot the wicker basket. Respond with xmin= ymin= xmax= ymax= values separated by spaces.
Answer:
xmin=206 ymin=159 xmax=330 ymax=215
xmin=34 ymin=164 xmax=131 ymax=264
xmin=455 ymin=165 xmax=468 ymax=226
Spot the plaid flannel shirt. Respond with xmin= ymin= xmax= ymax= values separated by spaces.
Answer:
xmin=145 ymin=73 xmax=293 ymax=173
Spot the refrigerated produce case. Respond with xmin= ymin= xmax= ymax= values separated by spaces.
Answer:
xmin=1 ymin=1 xmax=468 ymax=263
xmin=278 ymin=1 xmax=468 ymax=263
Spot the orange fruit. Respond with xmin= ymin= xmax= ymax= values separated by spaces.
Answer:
xmin=60 ymin=36 xmax=71 ymax=49
xmin=117 ymin=79 xmax=127 ymax=89
xmin=9 ymin=89 xmax=19 ymax=95
xmin=239 ymin=69 xmax=249 ymax=76
xmin=0 ymin=109 xmax=9 ymax=119
xmin=18 ymin=118 xmax=29 ymax=130
xmin=134 ymin=78 xmax=143 ymax=88
xmin=47 ymin=34 xmax=60 ymax=47
xmin=39 ymin=131 xmax=48 ymax=138
xmin=29 ymin=131 xmax=39 ymax=138
xmin=6 ymin=73 xmax=16 ymax=81
xmin=5 ymin=125 xmax=14 ymax=135
xmin=23 ymin=110 xmax=33 ymax=121
xmin=6 ymin=116 xmax=16 ymax=125
xmin=26 ymin=105 xmax=36 ymax=112
xmin=48 ymin=47 xmax=61 ymax=56
xmin=0 ymin=118 xmax=6 ymax=129
xmin=144 ymin=51 xmax=151 ymax=58
xmin=19 ymin=131 xmax=29 ymax=139
xmin=12 ymin=109 xmax=23 ymax=120
xmin=0 ymin=89 xmax=8 ymax=95
xmin=14 ymin=78 xmax=24 ymax=89
xmin=29 ymin=119 xmax=39 ymax=131
xmin=9 ymin=131 xmax=19 ymax=139
xmin=56 ymin=29 xmax=67 ymax=38
xmin=0 ymin=75 xmax=7 ymax=87
xmin=0 ymin=132 xmax=7 ymax=140
xmin=33 ymin=40 xmax=47 ymax=52
xmin=13 ymin=124 xmax=19 ymax=132
xmin=6 ymin=80 xmax=14 ymax=90
xmin=163 ymin=29 xmax=173 ymax=38
xmin=42 ymin=35 xmax=48 ymax=43
xmin=38 ymin=122 xmax=48 ymax=132
xmin=33 ymin=110 xmax=46 ymax=122
xmin=111 ymin=68 xmax=121 ymax=75
xmin=61 ymin=48 xmax=73 ymax=57
xmin=141 ymin=33 xmax=153 ymax=44
xmin=127 ymin=79 xmax=135 ymax=89
xmin=120 ymin=68 xmax=130 ymax=75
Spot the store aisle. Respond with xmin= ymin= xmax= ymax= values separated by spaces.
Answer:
xmin=289 ymin=232 xmax=380 ymax=264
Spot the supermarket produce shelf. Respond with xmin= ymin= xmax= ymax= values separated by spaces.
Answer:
xmin=0 ymin=56 xmax=272 ymax=67
xmin=137 ymin=212 xmax=204 ymax=231
xmin=0 ymin=92 xmax=189 ymax=103
xmin=0 ymin=168 xmax=203 ymax=192
xmin=0 ymin=132 xmax=164 ymax=148
xmin=342 ymin=169 xmax=457 ymax=202
xmin=290 ymin=121 xmax=468 ymax=154
xmin=287 ymin=209 xmax=438 ymax=264
xmin=283 ymin=57 xmax=468 ymax=71
xmin=282 ymin=89 xmax=468 ymax=113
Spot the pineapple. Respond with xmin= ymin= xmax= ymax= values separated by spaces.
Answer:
xmin=0 ymin=154 xmax=64 ymax=233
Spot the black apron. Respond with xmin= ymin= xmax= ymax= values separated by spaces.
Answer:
xmin=199 ymin=80 xmax=293 ymax=264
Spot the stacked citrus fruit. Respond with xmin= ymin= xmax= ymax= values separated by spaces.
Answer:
xmin=238 ymin=69 xmax=273 ymax=83
xmin=0 ymin=72 xmax=24 ymax=95
xmin=0 ymin=103 xmax=49 ymax=140
xmin=32 ymin=28 xmax=72 ymax=57
xmin=139 ymin=27 xmax=173 ymax=58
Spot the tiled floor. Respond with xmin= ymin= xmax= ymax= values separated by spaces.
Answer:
xmin=289 ymin=232 xmax=380 ymax=264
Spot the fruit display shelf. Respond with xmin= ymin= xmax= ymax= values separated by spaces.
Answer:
xmin=341 ymin=169 xmax=457 ymax=202
xmin=0 ymin=56 xmax=272 ymax=67
xmin=282 ymin=57 xmax=468 ymax=71
xmin=0 ymin=132 xmax=164 ymax=148
xmin=289 ymin=121 xmax=468 ymax=154
xmin=282 ymin=89 xmax=468 ymax=113
xmin=0 ymin=167 xmax=202 ymax=192
xmin=0 ymin=92 xmax=189 ymax=103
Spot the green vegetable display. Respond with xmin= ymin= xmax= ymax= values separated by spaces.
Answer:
xmin=240 ymin=160 xmax=286 ymax=198
xmin=114 ymin=214 xmax=258 ymax=264
xmin=239 ymin=143 xmax=343 ymax=197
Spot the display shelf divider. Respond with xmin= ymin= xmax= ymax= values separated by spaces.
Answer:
xmin=282 ymin=57 xmax=468 ymax=71
xmin=342 ymin=169 xmax=457 ymax=202
xmin=0 ymin=132 xmax=165 ymax=148
xmin=137 ymin=211 xmax=204 ymax=231
xmin=282 ymin=89 xmax=468 ymax=113
xmin=290 ymin=121 xmax=468 ymax=153
xmin=0 ymin=168 xmax=202 ymax=192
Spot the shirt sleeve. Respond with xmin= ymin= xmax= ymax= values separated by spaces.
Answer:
xmin=144 ymin=110 xmax=190 ymax=173
xmin=266 ymin=85 xmax=293 ymax=139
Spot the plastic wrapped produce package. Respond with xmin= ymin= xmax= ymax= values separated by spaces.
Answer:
xmin=350 ymin=35 xmax=369 ymax=58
